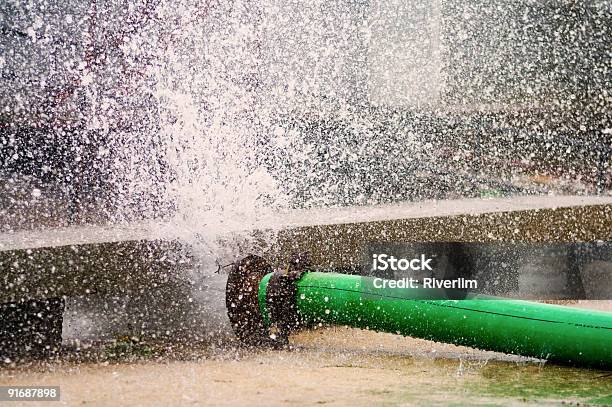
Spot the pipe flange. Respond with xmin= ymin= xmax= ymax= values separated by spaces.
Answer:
xmin=265 ymin=253 xmax=310 ymax=344
xmin=226 ymin=254 xmax=272 ymax=346
xmin=226 ymin=253 xmax=309 ymax=347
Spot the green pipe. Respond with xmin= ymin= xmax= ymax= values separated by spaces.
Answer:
xmin=227 ymin=256 xmax=612 ymax=369
xmin=260 ymin=272 xmax=612 ymax=368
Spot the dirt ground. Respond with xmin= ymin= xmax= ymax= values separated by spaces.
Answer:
xmin=1 ymin=326 xmax=611 ymax=407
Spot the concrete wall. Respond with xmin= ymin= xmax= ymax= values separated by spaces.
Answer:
xmin=2 ymin=200 xmax=610 ymax=305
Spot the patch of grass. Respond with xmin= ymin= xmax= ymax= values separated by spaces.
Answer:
xmin=586 ymin=394 xmax=612 ymax=406
xmin=479 ymin=188 xmax=505 ymax=198
xmin=104 ymin=336 xmax=155 ymax=360
xmin=470 ymin=363 xmax=612 ymax=405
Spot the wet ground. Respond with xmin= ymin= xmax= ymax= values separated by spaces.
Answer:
xmin=1 ymin=326 xmax=610 ymax=407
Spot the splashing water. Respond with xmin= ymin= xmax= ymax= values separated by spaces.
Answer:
xmin=4 ymin=0 xmax=608 ymax=233
xmin=152 ymin=1 xmax=286 ymax=238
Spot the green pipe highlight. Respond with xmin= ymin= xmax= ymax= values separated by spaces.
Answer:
xmin=227 ymin=255 xmax=612 ymax=369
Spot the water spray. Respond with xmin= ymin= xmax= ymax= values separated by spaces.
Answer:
xmin=227 ymin=255 xmax=612 ymax=369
